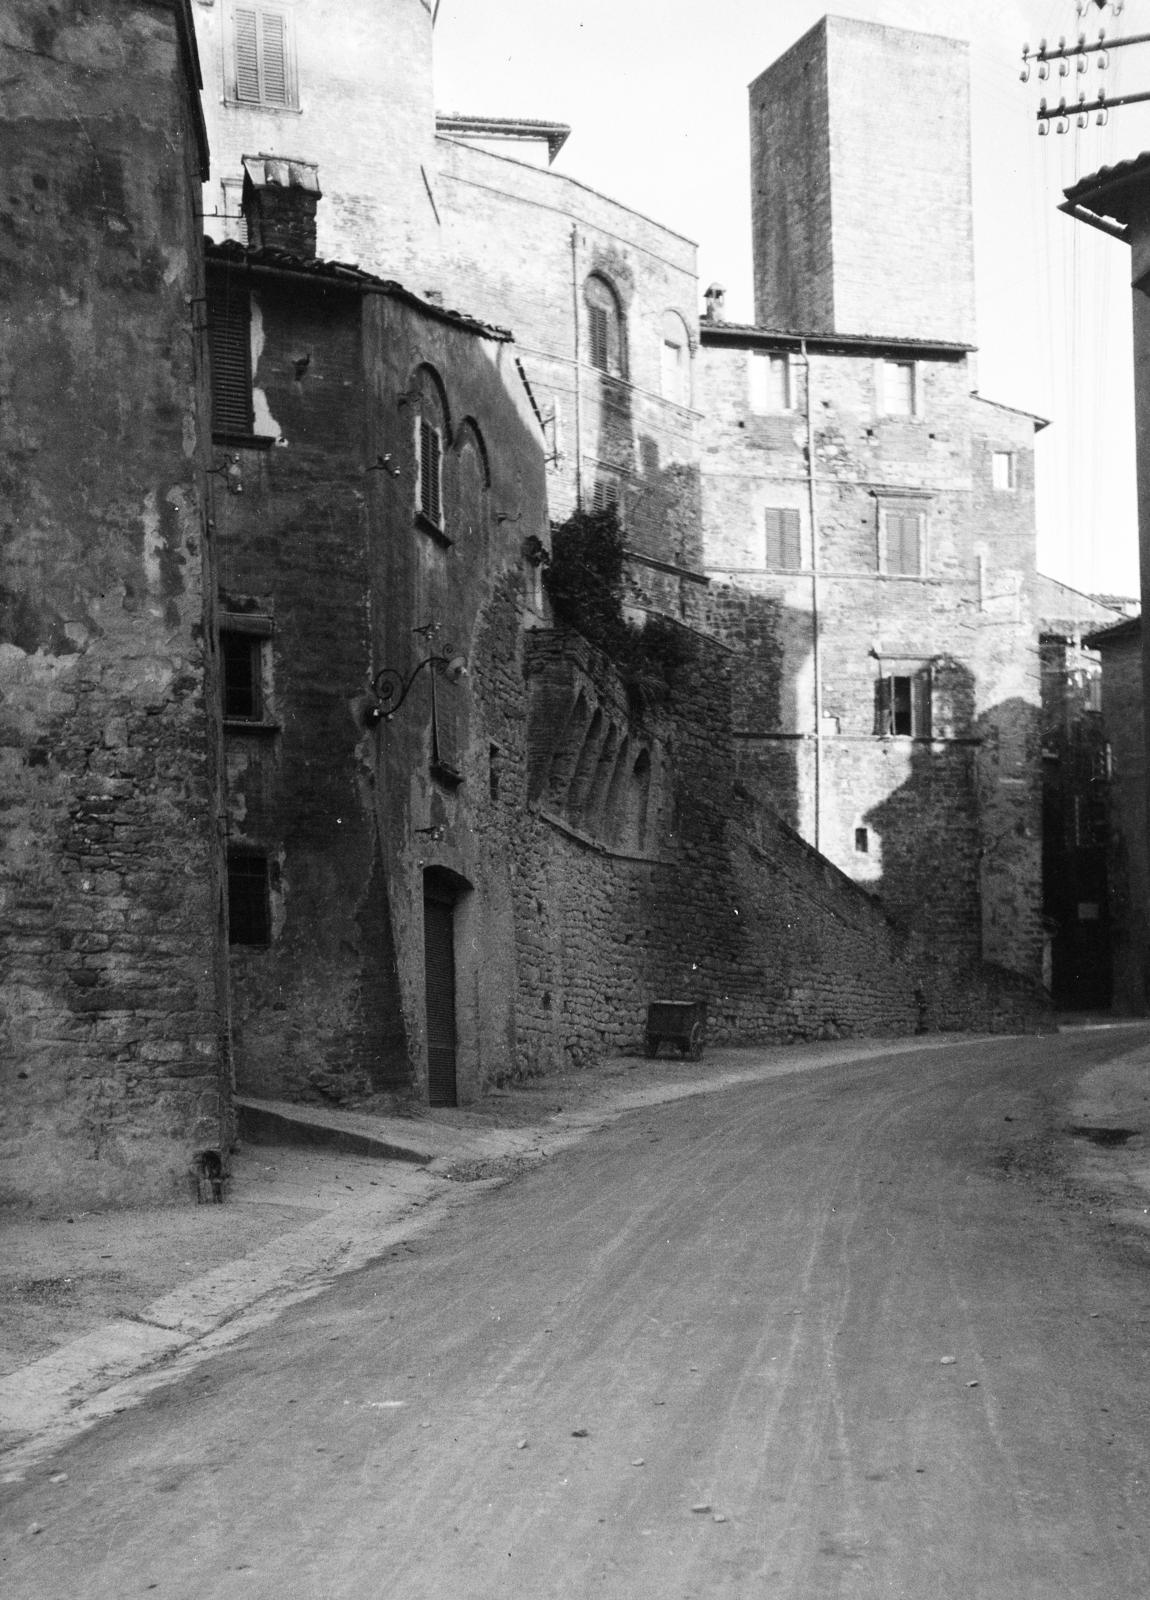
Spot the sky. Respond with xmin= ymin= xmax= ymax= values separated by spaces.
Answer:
xmin=433 ymin=0 xmax=1150 ymax=601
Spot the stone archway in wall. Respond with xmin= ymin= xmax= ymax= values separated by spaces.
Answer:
xmin=422 ymin=865 xmax=473 ymax=1107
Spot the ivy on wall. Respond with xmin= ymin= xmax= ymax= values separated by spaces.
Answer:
xmin=543 ymin=507 xmax=695 ymax=712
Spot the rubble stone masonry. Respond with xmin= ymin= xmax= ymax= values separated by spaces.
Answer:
xmin=0 ymin=1 xmax=227 ymax=1210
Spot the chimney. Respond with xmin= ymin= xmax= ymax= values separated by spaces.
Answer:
xmin=241 ymin=155 xmax=322 ymax=259
xmin=703 ymin=283 xmax=726 ymax=324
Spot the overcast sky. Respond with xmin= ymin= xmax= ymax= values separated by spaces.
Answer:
xmin=434 ymin=1 xmax=1149 ymax=599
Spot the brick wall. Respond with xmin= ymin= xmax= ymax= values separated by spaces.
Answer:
xmin=0 ymin=1 xmax=227 ymax=1210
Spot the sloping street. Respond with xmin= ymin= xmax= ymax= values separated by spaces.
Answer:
xmin=3 ymin=1029 xmax=1150 ymax=1599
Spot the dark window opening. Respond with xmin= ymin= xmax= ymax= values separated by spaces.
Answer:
xmin=854 ymin=826 xmax=869 ymax=853
xmin=228 ymin=852 xmax=271 ymax=945
xmin=220 ymin=632 xmax=263 ymax=721
xmin=207 ymin=283 xmax=254 ymax=438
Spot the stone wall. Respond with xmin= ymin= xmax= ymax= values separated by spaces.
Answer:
xmin=0 ymin=0 xmax=227 ymax=1211
xmin=751 ymin=17 xmax=975 ymax=343
xmin=695 ymin=337 xmax=1045 ymax=979
xmin=512 ymin=628 xmax=1045 ymax=1073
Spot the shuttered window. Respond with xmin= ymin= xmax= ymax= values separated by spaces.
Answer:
xmin=232 ymin=5 xmax=295 ymax=108
xmin=588 ymin=305 xmax=609 ymax=373
xmin=590 ymin=477 xmax=620 ymax=518
xmin=764 ymin=507 xmax=801 ymax=569
xmin=882 ymin=509 xmax=923 ymax=576
xmin=419 ymin=419 xmax=442 ymax=525
xmin=207 ymin=283 xmax=254 ymax=438
xmin=874 ymin=669 xmax=932 ymax=737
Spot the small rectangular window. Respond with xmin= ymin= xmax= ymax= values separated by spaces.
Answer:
xmin=419 ymin=418 xmax=442 ymax=525
xmin=231 ymin=5 xmax=297 ymax=109
xmin=207 ymin=282 xmax=254 ymax=439
xmin=992 ymin=450 xmax=1016 ymax=491
xmin=749 ymin=352 xmax=792 ymax=413
xmin=764 ymin=507 xmax=801 ymax=569
xmin=228 ymin=852 xmax=271 ymax=945
xmin=854 ymin=826 xmax=869 ymax=853
xmin=881 ymin=508 xmax=924 ymax=576
xmin=590 ymin=477 xmax=620 ymax=518
xmin=882 ymin=359 xmax=917 ymax=417
xmin=220 ymin=632 xmax=264 ymax=721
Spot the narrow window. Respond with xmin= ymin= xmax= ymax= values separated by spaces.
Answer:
xmin=584 ymin=275 xmax=625 ymax=378
xmin=207 ymin=281 xmax=254 ymax=439
xmin=231 ymin=5 xmax=296 ymax=109
xmin=749 ymin=352 xmax=792 ymax=413
xmin=882 ymin=359 xmax=917 ymax=417
xmin=764 ymin=507 xmax=801 ymax=569
xmin=419 ymin=418 xmax=443 ymax=526
xmin=660 ymin=312 xmax=691 ymax=405
xmin=589 ymin=305 xmax=610 ymax=372
xmin=227 ymin=852 xmax=271 ymax=945
xmin=854 ymin=826 xmax=869 ymax=853
xmin=882 ymin=508 xmax=924 ymax=576
xmin=992 ymin=450 xmax=1016 ymax=491
xmin=220 ymin=632 xmax=263 ymax=721
xmin=590 ymin=477 xmax=620 ymax=518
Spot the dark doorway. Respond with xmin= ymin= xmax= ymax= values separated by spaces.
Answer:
xmin=423 ymin=877 xmax=458 ymax=1107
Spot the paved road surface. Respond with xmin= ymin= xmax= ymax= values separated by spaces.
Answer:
xmin=3 ymin=1031 xmax=1149 ymax=1598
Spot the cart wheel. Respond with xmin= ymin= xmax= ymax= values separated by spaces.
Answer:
xmin=646 ymin=1034 xmax=660 ymax=1058
xmin=686 ymin=1022 xmax=704 ymax=1061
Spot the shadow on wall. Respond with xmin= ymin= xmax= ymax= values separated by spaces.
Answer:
xmin=864 ymin=684 xmax=1042 ymax=976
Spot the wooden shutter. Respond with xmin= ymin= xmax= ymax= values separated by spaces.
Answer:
xmin=207 ymin=283 xmax=254 ymax=437
xmin=764 ymin=508 xmax=801 ymax=568
xmin=261 ymin=10 xmax=288 ymax=104
xmin=234 ymin=7 xmax=261 ymax=102
xmin=588 ymin=305 xmax=609 ymax=372
xmin=874 ymin=674 xmax=893 ymax=735
xmin=420 ymin=420 xmax=442 ymax=524
xmin=885 ymin=510 xmax=922 ymax=575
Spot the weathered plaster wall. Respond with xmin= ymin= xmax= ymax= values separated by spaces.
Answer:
xmin=0 ymin=0 xmax=226 ymax=1210
xmin=211 ymin=257 xmax=550 ymax=1104
xmin=192 ymin=0 xmax=440 ymax=281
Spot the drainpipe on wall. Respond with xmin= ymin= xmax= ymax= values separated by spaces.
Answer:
xmin=570 ymin=226 xmax=584 ymax=509
xmin=801 ymin=338 xmax=823 ymax=853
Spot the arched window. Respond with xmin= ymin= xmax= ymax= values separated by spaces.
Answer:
xmin=412 ymin=366 xmax=451 ymax=535
xmin=660 ymin=311 xmax=691 ymax=406
xmin=584 ymin=274 xmax=626 ymax=378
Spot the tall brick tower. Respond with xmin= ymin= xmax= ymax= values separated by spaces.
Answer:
xmin=750 ymin=15 xmax=975 ymax=344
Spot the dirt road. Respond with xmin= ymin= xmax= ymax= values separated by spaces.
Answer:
xmin=3 ymin=1030 xmax=1149 ymax=1598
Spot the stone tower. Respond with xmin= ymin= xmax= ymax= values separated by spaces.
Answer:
xmin=749 ymin=15 xmax=975 ymax=345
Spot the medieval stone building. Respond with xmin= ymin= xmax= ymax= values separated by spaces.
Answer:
xmin=3 ymin=3 xmax=1055 ymax=1209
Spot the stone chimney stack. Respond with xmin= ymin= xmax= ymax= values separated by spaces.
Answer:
xmin=241 ymin=155 xmax=322 ymax=258
xmin=703 ymin=283 xmax=727 ymax=324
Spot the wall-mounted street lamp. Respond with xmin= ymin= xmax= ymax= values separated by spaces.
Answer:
xmin=363 ymin=622 xmax=467 ymax=728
